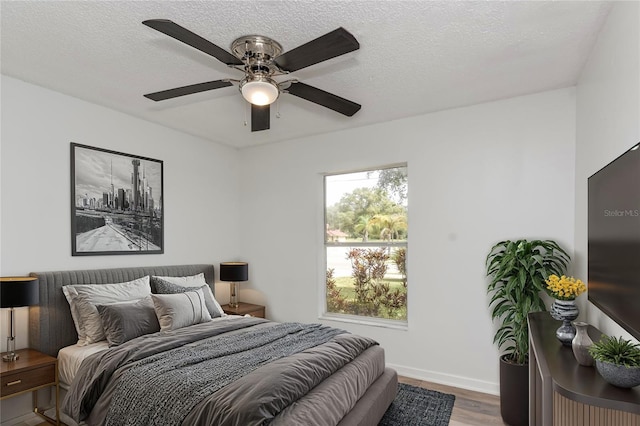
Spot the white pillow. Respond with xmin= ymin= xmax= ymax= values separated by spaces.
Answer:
xmin=152 ymin=273 xmax=226 ymax=317
xmin=151 ymin=289 xmax=212 ymax=332
xmin=62 ymin=276 xmax=151 ymax=345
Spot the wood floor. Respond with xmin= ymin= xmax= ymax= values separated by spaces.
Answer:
xmin=21 ymin=376 xmax=506 ymax=426
xmin=399 ymin=375 xmax=508 ymax=426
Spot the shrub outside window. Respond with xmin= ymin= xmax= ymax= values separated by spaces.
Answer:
xmin=324 ymin=165 xmax=407 ymax=323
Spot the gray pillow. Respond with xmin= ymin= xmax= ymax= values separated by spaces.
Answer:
xmin=97 ymin=296 xmax=160 ymax=347
xmin=152 ymin=277 xmax=222 ymax=318
xmin=151 ymin=289 xmax=212 ymax=332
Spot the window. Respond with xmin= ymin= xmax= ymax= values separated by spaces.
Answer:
xmin=323 ymin=165 xmax=407 ymax=323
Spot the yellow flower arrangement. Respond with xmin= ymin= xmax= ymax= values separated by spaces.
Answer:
xmin=545 ymin=274 xmax=586 ymax=300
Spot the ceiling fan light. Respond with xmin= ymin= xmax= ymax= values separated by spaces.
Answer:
xmin=241 ymin=80 xmax=279 ymax=106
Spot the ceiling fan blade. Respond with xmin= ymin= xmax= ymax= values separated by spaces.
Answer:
xmin=144 ymin=80 xmax=233 ymax=101
xmin=251 ymin=104 xmax=270 ymax=132
xmin=286 ymin=82 xmax=361 ymax=116
xmin=143 ymin=19 xmax=243 ymax=66
xmin=274 ymin=27 xmax=359 ymax=72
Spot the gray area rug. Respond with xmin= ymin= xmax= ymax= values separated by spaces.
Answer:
xmin=379 ymin=383 xmax=456 ymax=426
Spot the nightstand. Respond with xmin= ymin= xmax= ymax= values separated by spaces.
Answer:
xmin=221 ymin=302 xmax=265 ymax=318
xmin=1 ymin=348 xmax=59 ymax=425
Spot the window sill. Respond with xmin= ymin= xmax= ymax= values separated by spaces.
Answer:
xmin=319 ymin=312 xmax=408 ymax=330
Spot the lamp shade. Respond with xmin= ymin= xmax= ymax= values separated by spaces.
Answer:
xmin=219 ymin=262 xmax=249 ymax=282
xmin=1 ymin=277 xmax=39 ymax=308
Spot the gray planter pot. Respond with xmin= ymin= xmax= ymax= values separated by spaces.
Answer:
xmin=595 ymin=360 xmax=640 ymax=388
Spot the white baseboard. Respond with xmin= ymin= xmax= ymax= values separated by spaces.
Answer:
xmin=387 ymin=363 xmax=500 ymax=396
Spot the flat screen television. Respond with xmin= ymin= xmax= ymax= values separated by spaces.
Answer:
xmin=588 ymin=142 xmax=640 ymax=341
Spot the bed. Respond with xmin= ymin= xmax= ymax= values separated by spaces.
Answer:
xmin=28 ymin=264 xmax=397 ymax=426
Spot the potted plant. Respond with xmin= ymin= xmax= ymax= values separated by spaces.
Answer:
xmin=589 ymin=335 xmax=640 ymax=388
xmin=485 ymin=239 xmax=569 ymax=425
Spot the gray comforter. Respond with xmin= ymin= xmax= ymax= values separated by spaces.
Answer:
xmin=63 ymin=317 xmax=378 ymax=426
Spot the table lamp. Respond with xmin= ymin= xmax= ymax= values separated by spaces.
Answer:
xmin=219 ymin=262 xmax=248 ymax=308
xmin=1 ymin=276 xmax=39 ymax=362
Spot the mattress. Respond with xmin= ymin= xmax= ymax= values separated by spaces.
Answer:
xmin=58 ymin=341 xmax=109 ymax=387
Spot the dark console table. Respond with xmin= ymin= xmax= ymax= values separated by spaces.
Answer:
xmin=528 ymin=312 xmax=640 ymax=425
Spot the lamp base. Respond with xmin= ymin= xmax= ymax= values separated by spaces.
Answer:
xmin=229 ymin=282 xmax=239 ymax=308
xmin=4 ymin=318 xmax=18 ymax=362
xmin=2 ymin=353 xmax=19 ymax=362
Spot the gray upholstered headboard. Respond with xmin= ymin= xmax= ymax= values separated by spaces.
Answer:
xmin=28 ymin=264 xmax=215 ymax=356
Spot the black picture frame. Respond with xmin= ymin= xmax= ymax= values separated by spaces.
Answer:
xmin=70 ymin=143 xmax=164 ymax=256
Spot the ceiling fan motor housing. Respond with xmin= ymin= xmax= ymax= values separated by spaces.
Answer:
xmin=232 ymin=35 xmax=283 ymax=74
xmin=232 ymin=35 xmax=285 ymax=104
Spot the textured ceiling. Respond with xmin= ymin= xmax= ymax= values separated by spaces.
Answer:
xmin=1 ymin=1 xmax=612 ymax=148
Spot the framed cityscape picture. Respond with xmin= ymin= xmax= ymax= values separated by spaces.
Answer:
xmin=70 ymin=143 xmax=164 ymax=256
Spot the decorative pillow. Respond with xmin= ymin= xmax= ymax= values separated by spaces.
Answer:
xmin=151 ymin=273 xmax=207 ymax=288
xmin=62 ymin=276 xmax=151 ymax=345
xmin=151 ymin=274 xmax=224 ymax=318
xmin=97 ymin=296 xmax=160 ymax=347
xmin=152 ymin=277 xmax=223 ymax=318
xmin=151 ymin=289 xmax=212 ymax=332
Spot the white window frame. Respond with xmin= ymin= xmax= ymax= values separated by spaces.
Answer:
xmin=318 ymin=164 xmax=408 ymax=329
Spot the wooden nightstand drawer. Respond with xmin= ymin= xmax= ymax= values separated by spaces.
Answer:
xmin=1 ymin=363 xmax=55 ymax=397
xmin=244 ymin=307 xmax=265 ymax=318
xmin=221 ymin=302 xmax=265 ymax=318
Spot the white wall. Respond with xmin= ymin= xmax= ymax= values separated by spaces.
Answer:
xmin=575 ymin=2 xmax=640 ymax=340
xmin=0 ymin=76 xmax=242 ymax=422
xmin=239 ymin=88 xmax=576 ymax=393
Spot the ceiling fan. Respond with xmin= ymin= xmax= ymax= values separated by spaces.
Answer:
xmin=142 ymin=19 xmax=361 ymax=132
